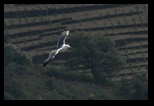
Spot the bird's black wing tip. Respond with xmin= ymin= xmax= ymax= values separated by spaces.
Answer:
xmin=42 ymin=65 xmax=45 ymax=67
xmin=42 ymin=63 xmax=47 ymax=67
xmin=42 ymin=59 xmax=51 ymax=67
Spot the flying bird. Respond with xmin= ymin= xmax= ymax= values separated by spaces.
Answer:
xmin=42 ymin=30 xmax=71 ymax=67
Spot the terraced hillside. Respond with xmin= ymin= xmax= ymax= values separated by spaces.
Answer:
xmin=4 ymin=4 xmax=148 ymax=81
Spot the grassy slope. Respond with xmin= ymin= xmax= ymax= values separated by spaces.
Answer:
xmin=5 ymin=63 xmax=119 ymax=100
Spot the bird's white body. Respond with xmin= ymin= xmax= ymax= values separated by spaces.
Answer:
xmin=42 ymin=30 xmax=71 ymax=67
xmin=59 ymin=44 xmax=70 ymax=52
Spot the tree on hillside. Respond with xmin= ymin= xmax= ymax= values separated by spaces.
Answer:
xmin=65 ymin=31 xmax=126 ymax=84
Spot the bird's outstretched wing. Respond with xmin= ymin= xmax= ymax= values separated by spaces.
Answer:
xmin=42 ymin=58 xmax=51 ymax=67
xmin=57 ymin=31 xmax=69 ymax=48
xmin=42 ymin=49 xmax=60 ymax=67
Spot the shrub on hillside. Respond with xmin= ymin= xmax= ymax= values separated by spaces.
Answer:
xmin=4 ymin=43 xmax=32 ymax=100
xmin=46 ymin=79 xmax=54 ymax=90
xmin=46 ymin=66 xmax=94 ymax=83
xmin=117 ymin=72 xmax=148 ymax=100
xmin=4 ymin=43 xmax=32 ymax=66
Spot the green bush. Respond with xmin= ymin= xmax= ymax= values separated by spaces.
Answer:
xmin=4 ymin=43 xmax=33 ymax=100
xmin=4 ymin=91 xmax=14 ymax=100
xmin=131 ymin=73 xmax=148 ymax=100
xmin=4 ymin=44 xmax=20 ymax=65
xmin=46 ymin=66 xmax=94 ymax=83
xmin=117 ymin=72 xmax=148 ymax=100
xmin=4 ymin=43 xmax=32 ymax=66
xmin=46 ymin=79 xmax=54 ymax=90
xmin=4 ymin=81 xmax=24 ymax=100
xmin=14 ymin=51 xmax=32 ymax=65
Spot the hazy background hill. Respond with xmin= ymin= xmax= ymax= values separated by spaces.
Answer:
xmin=4 ymin=4 xmax=148 ymax=100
